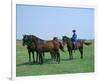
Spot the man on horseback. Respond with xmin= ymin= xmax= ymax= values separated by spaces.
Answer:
xmin=71 ymin=29 xmax=77 ymax=50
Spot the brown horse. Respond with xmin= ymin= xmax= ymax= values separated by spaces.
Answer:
xmin=23 ymin=35 xmax=64 ymax=64
xmin=22 ymin=35 xmax=37 ymax=63
xmin=62 ymin=36 xmax=91 ymax=60
xmin=29 ymin=35 xmax=64 ymax=64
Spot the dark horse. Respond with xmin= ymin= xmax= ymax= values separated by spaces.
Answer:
xmin=62 ymin=36 xmax=91 ymax=60
xmin=22 ymin=35 xmax=37 ymax=63
xmin=23 ymin=35 xmax=46 ymax=64
xmin=22 ymin=35 xmax=64 ymax=64
xmin=29 ymin=35 xmax=64 ymax=64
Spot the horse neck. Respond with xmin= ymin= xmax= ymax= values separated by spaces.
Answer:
xmin=33 ymin=35 xmax=44 ymax=41
xmin=32 ymin=36 xmax=45 ymax=46
xmin=66 ymin=39 xmax=71 ymax=43
xmin=65 ymin=38 xmax=72 ymax=45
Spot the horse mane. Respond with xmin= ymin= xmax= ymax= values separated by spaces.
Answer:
xmin=31 ymin=35 xmax=44 ymax=41
xmin=66 ymin=36 xmax=71 ymax=40
xmin=31 ymin=35 xmax=46 ymax=45
xmin=63 ymin=36 xmax=71 ymax=40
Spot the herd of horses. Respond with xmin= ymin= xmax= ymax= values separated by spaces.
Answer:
xmin=22 ymin=35 xmax=91 ymax=64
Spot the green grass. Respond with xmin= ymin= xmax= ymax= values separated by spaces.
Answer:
xmin=16 ymin=40 xmax=94 ymax=76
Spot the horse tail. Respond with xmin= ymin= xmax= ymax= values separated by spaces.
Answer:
xmin=59 ymin=42 xmax=65 ymax=52
xmin=84 ymin=41 xmax=92 ymax=46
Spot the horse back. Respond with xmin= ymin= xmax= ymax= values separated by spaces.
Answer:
xmin=36 ymin=40 xmax=55 ymax=51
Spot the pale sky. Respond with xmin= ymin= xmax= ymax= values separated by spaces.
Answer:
xmin=16 ymin=4 xmax=94 ymax=40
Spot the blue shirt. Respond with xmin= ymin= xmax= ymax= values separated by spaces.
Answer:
xmin=71 ymin=34 xmax=77 ymax=42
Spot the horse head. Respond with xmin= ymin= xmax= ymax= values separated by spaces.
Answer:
xmin=62 ymin=36 xmax=71 ymax=45
xmin=22 ymin=35 xmax=34 ymax=46
xmin=22 ymin=35 xmax=28 ymax=46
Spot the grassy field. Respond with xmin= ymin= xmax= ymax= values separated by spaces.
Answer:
xmin=16 ymin=40 xmax=94 ymax=76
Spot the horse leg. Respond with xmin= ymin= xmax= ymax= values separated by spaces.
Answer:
xmin=32 ymin=51 xmax=35 ymax=63
xmin=50 ymin=52 xmax=53 ymax=61
xmin=57 ymin=51 xmax=60 ymax=63
xmin=55 ymin=50 xmax=60 ymax=63
xmin=28 ymin=50 xmax=31 ymax=63
xmin=79 ymin=48 xmax=83 ymax=59
xmin=54 ymin=53 xmax=57 ymax=61
xmin=68 ymin=49 xmax=73 ymax=60
xmin=72 ymin=43 xmax=75 ymax=53
xmin=39 ymin=52 xmax=41 ymax=64
xmin=41 ymin=52 xmax=43 ymax=64
xmin=39 ymin=52 xmax=43 ymax=64
xmin=40 ymin=52 xmax=43 ymax=64
xmin=56 ymin=52 xmax=58 ymax=62
xmin=68 ymin=50 xmax=71 ymax=60
xmin=50 ymin=51 xmax=55 ymax=61
xmin=42 ymin=52 xmax=45 ymax=62
xmin=36 ymin=51 xmax=39 ymax=63
xmin=70 ymin=50 xmax=73 ymax=59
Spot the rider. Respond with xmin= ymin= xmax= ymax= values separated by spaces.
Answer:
xmin=71 ymin=29 xmax=77 ymax=50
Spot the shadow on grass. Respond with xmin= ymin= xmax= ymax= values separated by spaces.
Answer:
xmin=16 ymin=58 xmax=57 ymax=67
xmin=16 ymin=58 xmax=80 ymax=67
xmin=61 ymin=58 xmax=71 ymax=61
xmin=43 ymin=59 xmax=59 ymax=64
xmin=16 ymin=62 xmax=39 ymax=67
xmin=61 ymin=57 xmax=80 ymax=62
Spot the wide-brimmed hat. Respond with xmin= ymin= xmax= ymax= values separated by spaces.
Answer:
xmin=72 ymin=30 xmax=76 ymax=32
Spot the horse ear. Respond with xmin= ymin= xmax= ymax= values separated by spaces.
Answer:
xmin=22 ymin=34 xmax=25 ymax=37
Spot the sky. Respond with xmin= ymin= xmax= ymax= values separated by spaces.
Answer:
xmin=16 ymin=4 xmax=94 ymax=40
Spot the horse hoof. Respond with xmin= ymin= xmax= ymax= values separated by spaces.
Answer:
xmin=39 ymin=62 xmax=43 ymax=65
xmin=69 ymin=58 xmax=73 ymax=60
xmin=58 ymin=62 xmax=60 ymax=64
